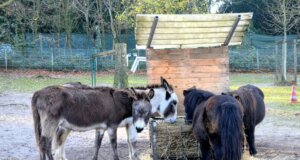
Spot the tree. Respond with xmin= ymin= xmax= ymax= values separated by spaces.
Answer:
xmin=262 ymin=0 xmax=300 ymax=82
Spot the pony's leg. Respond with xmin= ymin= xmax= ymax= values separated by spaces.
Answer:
xmin=199 ymin=139 xmax=212 ymax=160
xmin=211 ymin=137 xmax=222 ymax=160
xmin=52 ymin=127 xmax=70 ymax=160
xmin=126 ymin=124 xmax=139 ymax=160
xmin=246 ymin=127 xmax=257 ymax=155
xmin=92 ymin=129 xmax=105 ymax=160
xmin=108 ymin=127 xmax=119 ymax=160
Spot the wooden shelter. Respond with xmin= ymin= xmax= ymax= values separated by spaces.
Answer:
xmin=135 ymin=13 xmax=253 ymax=114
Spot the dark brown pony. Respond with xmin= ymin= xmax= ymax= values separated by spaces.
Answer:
xmin=31 ymin=86 xmax=153 ymax=160
xmin=223 ymin=84 xmax=265 ymax=155
xmin=184 ymin=88 xmax=244 ymax=160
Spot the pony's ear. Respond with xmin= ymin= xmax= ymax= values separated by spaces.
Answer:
xmin=233 ymin=93 xmax=240 ymax=101
xmin=202 ymin=93 xmax=213 ymax=99
xmin=147 ymin=88 xmax=155 ymax=99
xmin=183 ymin=89 xmax=190 ymax=96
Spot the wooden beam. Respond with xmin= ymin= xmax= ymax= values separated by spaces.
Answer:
xmin=223 ymin=15 xmax=241 ymax=46
xmin=146 ymin=16 xmax=158 ymax=48
xmin=136 ymin=32 xmax=244 ymax=40
xmin=137 ymin=42 xmax=242 ymax=49
xmin=136 ymin=26 xmax=247 ymax=34
xmin=93 ymin=50 xmax=115 ymax=57
xmin=136 ymin=13 xmax=253 ymax=22
xmin=137 ymin=37 xmax=242 ymax=45
xmin=137 ymin=21 xmax=250 ymax=28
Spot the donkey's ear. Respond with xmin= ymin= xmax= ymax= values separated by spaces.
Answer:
xmin=160 ymin=76 xmax=165 ymax=84
xmin=221 ymin=92 xmax=226 ymax=95
xmin=129 ymin=87 xmax=137 ymax=95
xmin=148 ymin=88 xmax=155 ymax=99
xmin=161 ymin=77 xmax=172 ymax=92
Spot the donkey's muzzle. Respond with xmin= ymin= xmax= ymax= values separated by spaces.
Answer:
xmin=136 ymin=127 xmax=144 ymax=133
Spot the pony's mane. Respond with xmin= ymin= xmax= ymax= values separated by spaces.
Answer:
xmin=184 ymin=88 xmax=214 ymax=121
xmin=233 ymin=89 xmax=256 ymax=127
xmin=134 ymin=84 xmax=174 ymax=92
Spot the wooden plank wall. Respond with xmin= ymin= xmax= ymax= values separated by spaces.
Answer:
xmin=146 ymin=47 xmax=229 ymax=115
xmin=135 ymin=13 xmax=253 ymax=49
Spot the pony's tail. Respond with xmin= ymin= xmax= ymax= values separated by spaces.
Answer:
xmin=219 ymin=102 xmax=243 ymax=160
xmin=31 ymin=92 xmax=43 ymax=153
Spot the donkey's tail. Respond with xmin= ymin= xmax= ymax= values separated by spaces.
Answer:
xmin=31 ymin=92 xmax=42 ymax=150
xmin=219 ymin=102 xmax=244 ymax=160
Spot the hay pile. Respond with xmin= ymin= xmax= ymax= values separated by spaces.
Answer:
xmin=149 ymin=117 xmax=200 ymax=159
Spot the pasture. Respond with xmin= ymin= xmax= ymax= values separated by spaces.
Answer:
xmin=0 ymin=69 xmax=299 ymax=159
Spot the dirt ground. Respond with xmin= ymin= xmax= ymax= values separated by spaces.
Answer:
xmin=0 ymin=92 xmax=300 ymax=160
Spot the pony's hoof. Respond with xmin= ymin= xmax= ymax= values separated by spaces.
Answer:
xmin=250 ymin=149 xmax=257 ymax=156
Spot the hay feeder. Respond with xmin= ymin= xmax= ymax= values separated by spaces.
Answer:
xmin=149 ymin=117 xmax=200 ymax=160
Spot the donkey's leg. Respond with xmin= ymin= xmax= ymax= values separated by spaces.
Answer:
xmin=108 ymin=127 xmax=119 ymax=160
xmin=126 ymin=124 xmax=139 ymax=160
xmin=92 ymin=129 xmax=105 ymax=160
xmin=52 ymin=126 xmax=70 ymax=160
xmin=38 ymin=136 xmax=47 ymax=160
xmin=246 ymin=127 xmax=257 ymax=155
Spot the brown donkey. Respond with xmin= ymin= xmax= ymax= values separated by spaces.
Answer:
xmin=31 ymin=86 xmax=153 ymax=160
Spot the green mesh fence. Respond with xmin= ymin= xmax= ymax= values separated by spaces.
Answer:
xmin=0 ymin=34 xmax=299 ymax=72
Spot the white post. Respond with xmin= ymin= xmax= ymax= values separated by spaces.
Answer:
xmin=51 ymin=50 xmax=54 ymax=72
xmin=256 ymin=49 xmax=260 ymax=70
xmin=5 ymin=49 xmax=7 ymax=72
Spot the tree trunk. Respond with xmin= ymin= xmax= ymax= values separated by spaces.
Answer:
xmin=97 ymin=0 xmax=106 ymax=50
xmin=294 ymin=39 xmax=297 ymax=84
xmin=107 ymin=0 xmax=117 ymax=46
xmin=281 ymin=0 xmax=287 ymax=82
xmin=33 ymin=0 xmax=40 ymax=47
xmin=113 ymin=43 xmax=128 ymax=88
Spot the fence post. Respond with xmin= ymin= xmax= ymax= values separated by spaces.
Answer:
xmin=294 ymin=39 xmax=297 ymax=84
xmin=275 ymin=44 xmax=279 ymax=81
xmin=113 ymin=43 xmax=128 ymax=88
xmin=4 ymin=49 xmax=7 ymax=72
xmin=51 ymin=50 xmax=54 ymax=72
xmin=256 ymin=49 xmax=260 ymax=70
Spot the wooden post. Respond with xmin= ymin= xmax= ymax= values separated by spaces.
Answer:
xmin=294 ymin=39 xmax=297 ymax=84
xmin=113 ymin=43 xmax=128 ymax=88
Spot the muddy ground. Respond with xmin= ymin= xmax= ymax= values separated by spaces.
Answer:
xmin=0 ymin=92 xmax=300 ymax=160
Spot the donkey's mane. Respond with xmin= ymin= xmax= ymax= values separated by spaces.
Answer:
xmin=134 ymin=84 xmax=174 ymax=91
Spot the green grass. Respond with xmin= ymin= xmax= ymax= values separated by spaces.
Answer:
xmin=1 ymin=72 xmax=300 ymax=114
xmin=0 ymin=74 xmax=147 ymax=93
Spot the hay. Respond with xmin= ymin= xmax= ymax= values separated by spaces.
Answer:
xmin=149 ymin=117 xmax=200 ymax=160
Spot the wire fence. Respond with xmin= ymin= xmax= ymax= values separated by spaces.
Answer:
xmin=0 ymin=48 xmax=147 ymax=72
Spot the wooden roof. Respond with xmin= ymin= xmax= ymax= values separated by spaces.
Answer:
xmin=135 ymin=13 xmax=253 ymax=49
